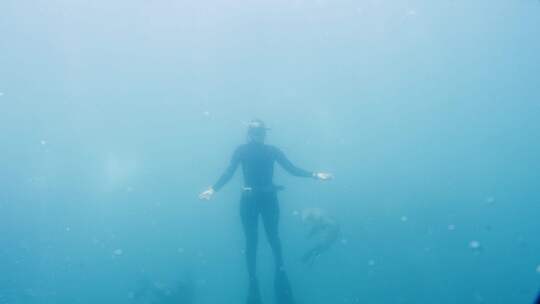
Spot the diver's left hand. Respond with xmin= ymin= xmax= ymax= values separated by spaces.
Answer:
xmin=199 ymin=187 xmax=215 ymax=201
xmin=313 ymin=172 xmax=334 ymax=181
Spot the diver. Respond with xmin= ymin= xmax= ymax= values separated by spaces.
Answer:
xmin=536 ymin=290 xmax=540 ymax=304
xmin=199 ymin=119 xmax=333 ymax=304
xmin=300 ymin=208 xmax=341 ymax=266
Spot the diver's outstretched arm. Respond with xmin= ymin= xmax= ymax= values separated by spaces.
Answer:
xmin=274 ymin=147 xmax=333 ymax=180
xmin=199 ymin=148 xmax=241 ymax=201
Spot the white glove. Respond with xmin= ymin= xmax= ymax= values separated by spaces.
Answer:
xmin=199 ymin=187 xmax=215 ymax=200
xmin=313 ymin=172 xmax=334 ymax=181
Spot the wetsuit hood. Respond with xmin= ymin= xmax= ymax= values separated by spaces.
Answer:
xmin=247 ymin=119 xmax=269 ymax=143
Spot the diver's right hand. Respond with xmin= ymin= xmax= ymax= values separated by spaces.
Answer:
xmin=313 ymin=172 xmax=334 ymax=181
xmin=198 ymin=187 xmax=215 ymax=201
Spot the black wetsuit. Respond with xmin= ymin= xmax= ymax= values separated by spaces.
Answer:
xmin=213 ymin=142 xmax=312 ymax=303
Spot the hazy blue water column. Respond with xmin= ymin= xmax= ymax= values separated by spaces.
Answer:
xmin=1 ymin=0 xmax=540 ymax=303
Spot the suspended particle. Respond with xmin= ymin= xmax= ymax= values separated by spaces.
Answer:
xmin=485 ymin=197 xmax=496 ymax=205
xmin=113 ymin=249 xmax=123 ymax=256
xmin=469 ymin=240 xmax=481 ymax=250
xmin=474 ymin=292 xmax=485 ymax=302
xmin=536 ymin=265 xmax=540 ymax=274
xmin=400 ymin=216 xmax=408 ymax=222
xmin=368 ymin=260 xmax=375 ymax=266
xmin=407 ymin=9 xmax=417 ymax=16
xmin=40 ymin=140 xmax=47 ymax=146
xmin=448 ymin=224 xmax=456 ymax=231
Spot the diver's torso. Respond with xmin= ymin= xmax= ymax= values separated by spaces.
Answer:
xmin=238 ymin=143 xmax=277 ymax=189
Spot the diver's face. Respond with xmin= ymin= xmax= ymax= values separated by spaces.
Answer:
xmin=248 ymin=129 xmax=266 ymax=143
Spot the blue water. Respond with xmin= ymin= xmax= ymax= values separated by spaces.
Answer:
xmin=2 ymin=0 xmax=540 ymax=303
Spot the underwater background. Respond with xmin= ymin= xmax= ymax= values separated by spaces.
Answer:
xmin=1 ymin=0 xmax=540 ymax=303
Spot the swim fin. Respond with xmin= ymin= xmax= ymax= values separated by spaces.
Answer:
xmin=247 ymin=278 xmax=262 ymax=304
xmin=274 ymin=270 xmax=295 ymax=304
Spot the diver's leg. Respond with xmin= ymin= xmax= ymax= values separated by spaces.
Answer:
xmin=260 ymin=194 xmax=284 ymax=270
xmin=240 ymin=194 xmax=261 ymax=304
xmin=261 ymin=194 xmax=295 ymax=304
